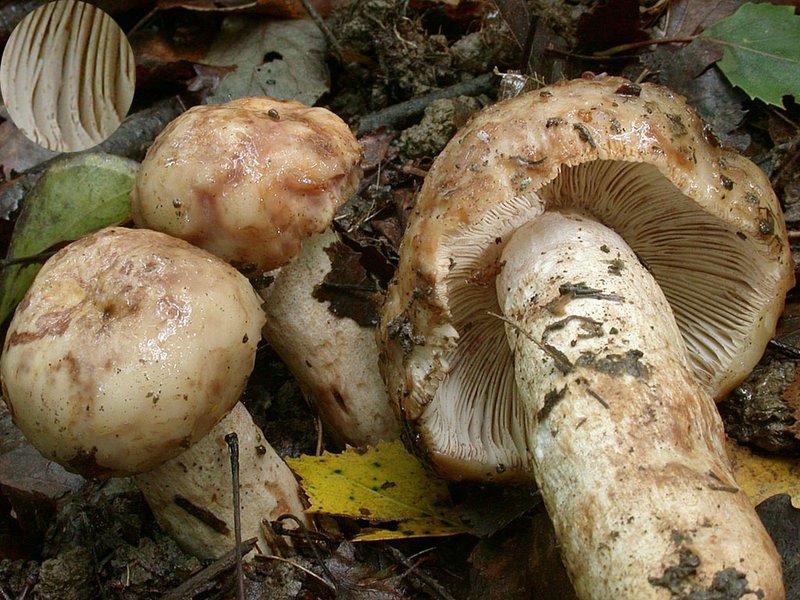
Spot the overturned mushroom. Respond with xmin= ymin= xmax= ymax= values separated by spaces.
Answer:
xmin=379 ymin=77 xmax=792 ymax=597
xmin=132 ymin=96 xmax=400 ymax=447
xmin=0 ymin=227 xmax=306 ymax=559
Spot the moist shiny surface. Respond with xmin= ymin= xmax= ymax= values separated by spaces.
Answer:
xmin=1 ymin=227 xmax=265 ymax=477
xmin=131 ymin=97 xmax=362 ymax=273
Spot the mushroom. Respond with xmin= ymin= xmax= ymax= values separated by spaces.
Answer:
xmin=132 ymin=96 xmax=400 ymax=447
xmin=0 ymin=227 xmax=307 ymax=559
xmin=259 ymin=228 xmax=401 ymax=447
xmin=378 ymin=77 xmax=792 ymax=597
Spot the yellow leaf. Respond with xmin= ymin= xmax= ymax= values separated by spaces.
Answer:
xmin=286 ymin=440 xmax=471 ymax=541
xmin=728 ymin=440 xmax=800 ymax=507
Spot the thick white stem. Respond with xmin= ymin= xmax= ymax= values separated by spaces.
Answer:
xmin=496 ymin=212 xmax=783 ymax=599
xmin=135 ymin=402 xmax=308 ymax=560
xmin=259 ymin=229 xmax=400 ymax=448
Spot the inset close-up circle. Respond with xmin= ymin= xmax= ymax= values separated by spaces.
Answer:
xmin=0 ymin=0 xmax=135 ymax=153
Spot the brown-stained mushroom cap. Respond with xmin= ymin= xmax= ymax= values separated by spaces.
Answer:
xmin=131 ymin=97 xmax=362 ymax=274
xmin=1 ymin=227 xmax=265 ymax=478
xmin=378 ymin=76 xmax=794 ymax=482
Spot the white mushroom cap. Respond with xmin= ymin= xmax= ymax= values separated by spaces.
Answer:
xmin=378 ymin=76 xmax=794 ymax=482
xmin=1 ymin=227 xmax=265 ymax=478
xmin=131 ymin=97 xmax=363 ymax=274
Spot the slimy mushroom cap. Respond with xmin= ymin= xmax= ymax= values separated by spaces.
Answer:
xmin=1 ymin=227 xmax=265 ymax=478
xmin=131 ymin=97 xmax=363 ymax=274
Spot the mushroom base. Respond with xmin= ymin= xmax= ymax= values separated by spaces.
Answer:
xmin=259 ymin=229 xmax=400 ymax=448
xmin=135 ymin=402 xmax=308 ymax=560
xmin=496 ymin=212 xmax=783 ymax=599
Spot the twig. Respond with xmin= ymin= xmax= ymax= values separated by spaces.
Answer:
xmin=162 ymin=538 xmax=258 ymax=600
xmin=275 ymin=515 xmax=338 ymax=589
xmin=487 ymin=311 xmax=574 ymax=374
xmin=224 ymin=433 xmax=245 ymax=600
xmin=768 ymin=338 xmax=800 ymax=360
xmin=0 ymin=250 xmax=57 ymax=270
xmin=0 ymin=96 xmax=184 ymax=219
xmin=298 ymin=0 xmax=343 ymax=61
xmin=356 ymin=73 xmax=496 ymax=136
xmin=593 ymin=35 xmax=696 ymax=57
xmin=382 ymin=545 xmax=458 ymax=600
xmin=253 ymin=555 xmax=336 ymax=592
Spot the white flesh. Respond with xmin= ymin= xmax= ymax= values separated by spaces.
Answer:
xmin=496 ymin=212 xmax=783 ymax=599
xmin=259 ymin=229 xmax=400 ymax=448
xmin=136 ymin=402 xmax=308 ymax=560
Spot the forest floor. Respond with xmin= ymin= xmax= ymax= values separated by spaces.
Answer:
xmin=0 ymin=0 xmax=799 ymax=598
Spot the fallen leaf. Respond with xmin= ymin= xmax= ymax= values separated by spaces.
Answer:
xmin=728 ymin=440 xmax=800 ymax=507
xmin=454 ymin=484 xmax=540 ymax=538
xmin=659 ymin=0 xmax=746 ymax=38
xmin=313 ymin=240 xmax=382 ymax=327
xmin=286 ymin=440 xmax=471 ymax=541
xmin=701 ymin=2 xmax=800 ymax=107
xmin=0 ymin=153 xmax=138 ymax=324
xmin=468 ymin=511 xmax=577 ymax=600
xmin=575 ymin=0 xmax=647 ymax=53
xmin=203 ymin=16 xmax=329 ymax=105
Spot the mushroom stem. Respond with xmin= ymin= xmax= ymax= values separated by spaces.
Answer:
xmin=135 ymin=402 xmax=308 ymax=560
xmin=496 ymin=212 xmax=783 ymax=598
xmin=258 ymin=229 xmax=401 ymax=448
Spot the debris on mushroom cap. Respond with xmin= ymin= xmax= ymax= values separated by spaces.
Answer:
xmin=259 ymin=229 xmax=401 ymax=448
xmin=0 ymin=227 xmax=265 ymax=478
xmin=131 ymin=96 xmax=363 ymax=274
xmin=136 ymin=402 xmax=308 ymax=559
xmin=378 ymin=75 xmax=794 ymax=481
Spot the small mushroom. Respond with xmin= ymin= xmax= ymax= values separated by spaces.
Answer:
xmin=132 ymin=96 xmax=400 ymax=447
xmin=379 ymin=77 xmax=792 ymax=597
xmin=0 ymin=227 xmax=306 ymax=559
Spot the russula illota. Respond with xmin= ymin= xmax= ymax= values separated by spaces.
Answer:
xmin=379 ymin=77 xmax=792 ymax=598
xmin=259 ymin=228 xmax=401 ymax=447
xmin=0 ymin=227 xmax=307 ymax=559
xmin=132 ymin=96 xmax=400 ymax=447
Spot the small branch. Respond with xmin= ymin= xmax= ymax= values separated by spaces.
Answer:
xmin=298 ymin=0 xmax=343 ymax=61
xmin=0 ymin=96 xmax=184 ymax=219
xmin=382 ymin=545 xmax=458 ymax=600
xmin=768 ymin=338 xmax=800 ymax=360
xmin=593 ymin=35 xmax=697 ymax=57
xmin=275 ymin=515 xmax=338 ymax=589
xmin=488 ymin=311 xmax=574 ymax=374
xmin=224 ymin=433 xmax=245 ymax=600
xmin=356 ymin=73 xmax=496 ymax=136
xmin=253 ymin=555 xmax=336 ymax=593
xmin=0 ymin=250 xmax=57 ymax=270
xmin=162 ymin=538 xmax=258 ymax=600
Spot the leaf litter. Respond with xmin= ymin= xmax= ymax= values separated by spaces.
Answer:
xmin=0 ymin=0 xmax=798 ymax=598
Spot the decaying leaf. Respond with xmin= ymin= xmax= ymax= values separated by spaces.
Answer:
xmin=575 ymin=0 xmax=646 ymax=53
xmin=313 ymin=240 xmax=382 ymax=327
xmin=728 ymin=440 xmax=800 ymax=507
xmin=203 ymin=16 xmax=329 ymax=105
xmin=286 ymin=440 xmax=471 ymax=541
xmin=701 ymin=2 xmax=800 ymax=107
xmin=0 ymin=153 xmax=138 ymax=324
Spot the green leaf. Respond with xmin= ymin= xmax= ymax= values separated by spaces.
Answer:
xmin=286 ymin=440 xmax=471 ymax=541
xmin=0 ymin=153 xmax=138 ymax=323
xmin=701 ymin=3 xmax=800 ymax=107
